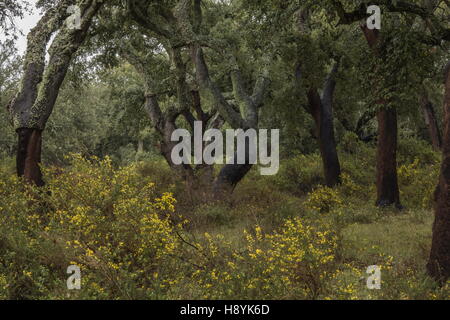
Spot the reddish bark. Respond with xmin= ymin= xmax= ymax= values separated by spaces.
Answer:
xmin=16 ymin=128 xmax=44 ymax=187
xmin=427 ymin=62 xmax=450 ymax=282
xmin=361 ymin=25 xmax=402 ymax=208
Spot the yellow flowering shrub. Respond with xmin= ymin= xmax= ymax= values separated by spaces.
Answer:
xmin=397 ymin=158 xmax=439 ymax=208
xmin=0 ymin=151 xmax=447 ymax=300
xmin=0 ymin=155 xmax=183 ymax=299
xmin=326 ymin=253 xmax=450 ymax=300
xmin=339 ymin=173 xmax=362 ymax=197
xmin=305 ymin=185 xmax=343 ymax=213
xmin=187 ymin=219 xmax=339 ymax=299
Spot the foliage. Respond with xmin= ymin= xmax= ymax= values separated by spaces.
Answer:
xmin=1 ymin=0 xmax=450 ymax=301
xmin=305 ymin=185 xmax=343 ymax=213
xmin=0 ymin=155 xmax=183 ymax=299
xmin=273 ymin=154 xmax=324 ymax=195
xmin=0 ymin=39 xmax=21 ymax=159
xmin=186 ymin=220 xmax=339 ymax=300
xmin=0 ymin=149 xmax=448 ymax=299
xmin=398 ymin=158 xmax=440 ymax=209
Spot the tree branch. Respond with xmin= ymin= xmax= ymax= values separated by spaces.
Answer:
xmin=8 ymin=0 xmax=75 ymax=129
xmin=191 ymin=44 xmax=245 ymax=129
xmin=332 ymin=0 xmax=450 ymax=44
xmin=127 ymin=0 xmax=173 ymax=39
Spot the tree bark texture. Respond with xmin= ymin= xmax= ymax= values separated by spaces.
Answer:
xmin=427 ymin=62 xmax=450 ymax=282
xmin=361 ymin=25 xmax=402 ymax=208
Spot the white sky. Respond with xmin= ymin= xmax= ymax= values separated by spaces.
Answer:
xmin=16 ymin=3 xmax=43 ymax=54
xmin=1 ymin=0 xmax=43 ymax=54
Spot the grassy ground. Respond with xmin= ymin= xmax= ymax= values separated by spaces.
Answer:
xmin=0 ymin=138 xmax=449 ymax=299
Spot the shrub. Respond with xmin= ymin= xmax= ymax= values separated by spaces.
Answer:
xmin=305 ymin=185 xmax=343 ymax=213
xmin=338 ymin=173 xmax=363 ymax=198
xmin=273 ymin=154 xmax=324 ymax=195
xmin=340 ymin=132 xmax=365 ymax=154
xmin=187 ymin=219 xmax=339 ymax=299
xmin=397 ymin=137 xmax=440 ymax=165
xmin=0 ymin=155 xmax=184 ymax=299
xmin=397 ymin=158 xmax=440 ymax=208
xmin=0 ymin=148 xmax=446 ymax=300
xmin=192 ymin=203 xmax=234 ymax=227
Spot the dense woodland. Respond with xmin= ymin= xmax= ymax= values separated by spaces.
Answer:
xmin=0 ymin=0 xmax=449 ymax=299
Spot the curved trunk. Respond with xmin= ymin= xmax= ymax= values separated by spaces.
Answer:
xmin=16 ymin=128 xmax=44 ymax=187
xmin=213 ymin=163 xmax=253 ymax=197
xmin=427 ymin=63 xmax=450 ymax=282
xmin=319 ymin=121 xmax=341 ymax=187
xmin=294 ymin=9 xmax=341 ymax=187
xmin=307 ymin=89 xmax=341 ymax=187
xmin=375 ymin=107 xmax=401 ymax=208
xmin=8 ymin=0 xmax=103 ymax=186
xmin=213 ymin=136 xmax=254 ymax=198
xmin=305 ymin=65 xmax=341 ymax=187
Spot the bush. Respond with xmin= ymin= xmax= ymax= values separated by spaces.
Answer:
xmin=305 ymin=185 xmax=343 ymax=213
xmin=192 ymin=203 xmax=234 ymax=227
xmin=186 ymin=219 xmax=339 ymax=299
xmin=0 ymin=145 xmax=447 ymax=300
xmin=273 ymin=154 xmax=324 ymax=195
xmin=0 ymin=155 xmax=184 ymax=299
xmin=397 ymin=137 xmax=440 ymax=165
xmin=397 ymin=158 xmax=440 ymax=209
xmin=340 ymin=132 xmax=366 ymax=154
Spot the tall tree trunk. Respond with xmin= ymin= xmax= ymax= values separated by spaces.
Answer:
xmin=361 ymin=25 xmax=402 ymax=208
xmin=320 ymin=106 xmax=341 ymax=187
xmin=307 ymin=88 xmax=341 ymax=187
xmin=427 ymin=62 xmax=450 ymax=282
xmin=375 ymin=107 xmax=401 ymax=208
xmin=16 ymin=128 xmax=44 ymax=187
xmin=294 ymin=7 xmax=341 ymax=187
xmin=8 ymin=0 xmax=103 ymax=186
xmin=301 ymin=63 xmax=341 ymax=187
xmin=420 ymin=93 xmax=442 ymax=150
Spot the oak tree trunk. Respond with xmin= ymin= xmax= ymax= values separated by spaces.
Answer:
xmin=16 ymin=128 xmax=44 ymax=187
xmin=301 ymin=61 xmax=341 ymax=187
xmin=213 ymin=139 xmax=253 ymax=198
xmin=307 ymin=88 xmax=341 ymax=187
xmin=8 ymin=1 xmax=103 ymax=186
xmin=375 ymin=108 xmax=401 ymax=208
xmin=427 ymin=63 xmax=450 ymax=282
xmin=295 ymin=8 xmax=340 ymax=187
xmin=361 ymin=26 xmax=402 ymax=208
xmin=213 ymin=163 xmax=253 ymax=197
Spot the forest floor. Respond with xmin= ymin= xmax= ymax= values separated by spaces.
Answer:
xmin=0 ymin=136 xmax=449 ymax=299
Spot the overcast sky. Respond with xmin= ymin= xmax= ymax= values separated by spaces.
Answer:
xmin=1 ymin=0 xmax=43 ymax=54
xmin=17 ymin=4 xmax=42 ymax=54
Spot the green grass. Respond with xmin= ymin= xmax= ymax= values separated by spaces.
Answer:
xmin=0 ymin=145 xmax=448 ymax=300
